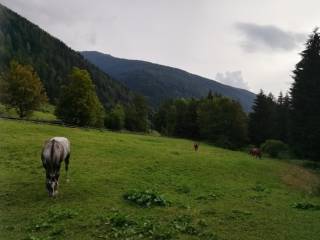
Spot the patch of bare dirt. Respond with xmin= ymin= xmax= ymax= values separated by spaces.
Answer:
xmin=282 ymin=165 xmax=320 ymax=195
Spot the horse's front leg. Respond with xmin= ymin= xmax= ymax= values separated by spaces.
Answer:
xmin=53 ymin=173 xmax=60 ymax=196
xmin=54 ymin=181 xmax=59 ymax=196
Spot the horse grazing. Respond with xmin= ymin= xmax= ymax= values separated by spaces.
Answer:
xmin=41 ymin=137 xmax=70 ymax=197
xmin=250 ymin=147 xmax=262 ymax=159
xmin=194 ymin=143 xmax=199 ymax=152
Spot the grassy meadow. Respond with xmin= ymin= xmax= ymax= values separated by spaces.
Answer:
xmin=0 ymin=104 xmax=57 ymax=121
xmin=0 ymin=119 xmax=320 ymax=240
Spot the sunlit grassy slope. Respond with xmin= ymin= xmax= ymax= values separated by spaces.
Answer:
xmin=0 ymin=104 xmax=57 ymax=121
xmin=0 ymin=119 xmax=319 ymax=240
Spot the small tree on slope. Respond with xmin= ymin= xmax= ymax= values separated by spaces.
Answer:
xmin=56 ymin=67 xmax=104 ymax=127
xmin=0 ymin=60 xmax=47 ymax=118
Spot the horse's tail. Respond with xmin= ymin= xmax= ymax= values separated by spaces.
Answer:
xmin=64 ymin=152 xmax=69 ymax=182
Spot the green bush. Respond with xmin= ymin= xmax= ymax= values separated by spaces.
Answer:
xmin=109 ymin=213 xmax=135 ymax=228
xmin=292 ymin=202 xmax=320 ymax=210
xmin=261 ymin=139 xmax=288 ymax=158
xmin=123 ymin=190 xmax=169 ymax=207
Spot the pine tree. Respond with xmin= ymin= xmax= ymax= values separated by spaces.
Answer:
xmin=290 ymin=28 xmax=320 ymax=160
xmin=275 ymin=92 xmax=290 ymax=143
xmin=248 ymin=90 xmax=277 ymax=145
xmin=207 ymin=90 xmax=214 ymax=100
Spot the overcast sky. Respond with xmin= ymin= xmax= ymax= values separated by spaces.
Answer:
xmin=1 ymin=0 xmax=318 ymax=94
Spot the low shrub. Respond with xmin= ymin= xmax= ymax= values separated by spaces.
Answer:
xmin=176 ymin=185 xmax=191 ymax=194
xmin=109 ymin=213 xmax=135 ymax=228
xmin=225 ymin=209 xmax=252 ymax=221
xmin=47 ymin=208 xmax=78 ymax=223
xmin=195 ymin=192 xmax=220 ymax=201
xmin=292 ymin=202 xmax=320 ymax=210
xmin=123 ymin=190 xmax=169 ymax=207
xmin=303 ymin=161 xmax=320 ymax=171
xmin=172 ymin=215 xmax=198 ymax=235
xmin=252 ymin=183 xmax=268 ymax=192
xmin=261 ymin=139 xmax=289 ymax=158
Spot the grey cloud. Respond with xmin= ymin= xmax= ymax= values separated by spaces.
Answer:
xmin=0 ymin=0 xmax=110 ymax=26
xmin=1 ymin=0 xmax=314 ymax=95
xmin=215 ymin=71 xmax=249 ymax=90
xmin=235 ymin=22 xmax=306 ymax=52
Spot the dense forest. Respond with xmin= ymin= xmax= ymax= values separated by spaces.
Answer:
xmin=82 ymin=51 xmax=256 ymax=112
xmin=248 ymin=91 xmax=290 ymax=145
xmin=153 ymin=92 xmax=247 ymax=149
xmin=248 ymin=29 xmax=320 ymax=161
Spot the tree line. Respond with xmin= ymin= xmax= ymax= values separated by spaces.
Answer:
xmin=153 ymin=92 xmax=247 ymax=149
xmin=0 ymin=62 xmax=149 ymax=131
xmin=1 ymin=29 xmax=320 ymax=161
xmin=0 ymin=60 xmax=248 ymax=151
xmin=248 ymin=91 xmax=290 ymax=146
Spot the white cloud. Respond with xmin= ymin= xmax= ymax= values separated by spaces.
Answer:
xmin=215 ymin=71 xmax=250 ymax=90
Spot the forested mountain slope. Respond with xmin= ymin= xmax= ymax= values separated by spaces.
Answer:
xmin=0 ymin=4 xmax=132 ymax=107
xmin=82 ymin=51 xmax=256 ymax=111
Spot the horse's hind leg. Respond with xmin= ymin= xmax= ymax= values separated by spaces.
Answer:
xmin=65 ymin=153 xmax=70 ymax=182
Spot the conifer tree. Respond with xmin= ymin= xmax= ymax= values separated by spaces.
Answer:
xmin=248 ymin=90 xmax=277 ymax=145
xmin=290 ymin=28 xmax=320 ymax=159
xmin=275 ymin=92 xmax=290 ymax=143
xmin=207 ymin=90 xmax=214 ymax=100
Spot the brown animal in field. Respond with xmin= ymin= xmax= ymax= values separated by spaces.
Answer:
xmin=194 ymin=143 xmax=199 ymax=152
xmin=249 ymin=147 xmax=262 ymax=159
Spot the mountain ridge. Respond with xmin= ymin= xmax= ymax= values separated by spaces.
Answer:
xmin=82 ymin=51 xmax=255 ymax=112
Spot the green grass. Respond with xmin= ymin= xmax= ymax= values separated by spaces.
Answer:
xmin=0 ymin=104 xmax=57 ymax=121
xmin=0 ymin=119 xmax=320 ymax=240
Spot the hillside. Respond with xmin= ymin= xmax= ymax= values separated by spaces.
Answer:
xmin=1 ymin=119 xmax=320 ymax=240
xmin=0 ymin=4 xmax=132 ymax=107
xmin=82 ymin=51 xmax=256 ymax=112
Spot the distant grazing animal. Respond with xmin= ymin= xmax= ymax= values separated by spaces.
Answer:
xmin=41 ymin=137 xmax=70 ymax=197
xmin=194 ymin=143 xmax=199 ymax=152
xmin=250 ymin=148 xmax=261 ymax=159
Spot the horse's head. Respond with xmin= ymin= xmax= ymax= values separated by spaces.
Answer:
xmin=46 ymin=173 xmax=59 ymax=197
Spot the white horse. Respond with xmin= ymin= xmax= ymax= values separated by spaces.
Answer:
xmin=41 ymin=137 xmax=70 ymax=197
